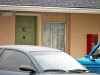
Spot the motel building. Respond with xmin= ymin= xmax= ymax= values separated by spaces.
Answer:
xmin=0 ymin=0 xmax=100 ymax=58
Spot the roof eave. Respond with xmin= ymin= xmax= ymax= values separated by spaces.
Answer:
xmin=0 ymin=5 xmax=100 ymax=14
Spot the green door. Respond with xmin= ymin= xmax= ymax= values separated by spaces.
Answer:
xmin=15 ymin=16 xmax=37 ymax=45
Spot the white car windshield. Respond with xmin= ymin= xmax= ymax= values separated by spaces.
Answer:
xmin=30 ymin=51 xmax=86 ymax=71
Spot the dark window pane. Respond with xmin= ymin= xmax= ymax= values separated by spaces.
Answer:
xmin=0 ymin=50 xmax=33 ymax=71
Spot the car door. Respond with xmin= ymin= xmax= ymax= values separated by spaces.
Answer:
xmin=0 ymin=49 xmax=37 ymax=75
xmin=84 ymin=47 xmax=100 ymax=73
xmin=83 ymin=58 xmax=100 ymax=73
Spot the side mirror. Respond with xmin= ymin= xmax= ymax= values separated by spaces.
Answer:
xmin=85 ymin=55 xmax=87 ymax=57
xmin=89 ymin=56 xmax=95 ymax=61
xmin=19 ymin=65 xmax=36 ymax=72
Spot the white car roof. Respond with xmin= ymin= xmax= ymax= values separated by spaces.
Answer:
xmin=0 ymin=45 xmax=60 ymax=52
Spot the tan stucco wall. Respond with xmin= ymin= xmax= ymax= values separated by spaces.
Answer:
xmin=0 ymin=11 xmax=15 ymax=45
xmin=70 ymin=13 xmax=100 ymax=58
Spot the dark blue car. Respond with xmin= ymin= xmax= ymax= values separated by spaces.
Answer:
xmin=0 ymin=45 xmax=97 ymax=75
xmin=77 ymin=42 xmax=100 ymax=74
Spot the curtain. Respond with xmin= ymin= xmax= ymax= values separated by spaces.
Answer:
xmin=43 ymin=22 xmax=65 ymax=52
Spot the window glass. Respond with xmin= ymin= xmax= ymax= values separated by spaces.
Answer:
xmin=0 ymin=49 xmax=4 ymax=56
xmin=92 ymin=46 xmax=100 ymax=59
xmin=43 ymin=22 xmax=65 ymax=52
xmin=30 ymin=51 xmax=87 ymax=71
xmin=0 ymin=50 xmax=33 ymax=71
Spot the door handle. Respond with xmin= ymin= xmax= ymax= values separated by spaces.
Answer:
xmin=23 ymin=36 xmax=25 ymax=39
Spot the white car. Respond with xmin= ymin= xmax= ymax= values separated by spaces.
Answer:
xmin=0 ymin=45 xmax=98 ymax=75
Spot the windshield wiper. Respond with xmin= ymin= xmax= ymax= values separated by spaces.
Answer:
xmin=44 ymin=69 xmax=66 ymax=72
xmin=67 ymin=69 xmax=92 ymax=73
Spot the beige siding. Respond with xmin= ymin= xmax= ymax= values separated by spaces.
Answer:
xmin=51 ymin=13 xmax=58 ymax=21
xmin=0 ymin=11 xmax=15 ymax=45
xmin=41 ymin=12 xmax=67 ymax=22
xmin=70 ymin=13 xmax=100 ymax=58
xmin=47 ymin=13 xmax=52 ymax=21
xmin=57 ymin=13 xmax=63 ymax=21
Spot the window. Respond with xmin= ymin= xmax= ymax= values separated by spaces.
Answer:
xmin=30 ymin=51 xmax=87 ymax=71
xmin=43 ymin=22 xmax=65 ymax=52
xmin=0 ymin=48 xmax=4 ymax=56
xmin=0 ymin=50 xmax=33 ymax=71
xmin=92 ymin=46 xmax=100 ymax=59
